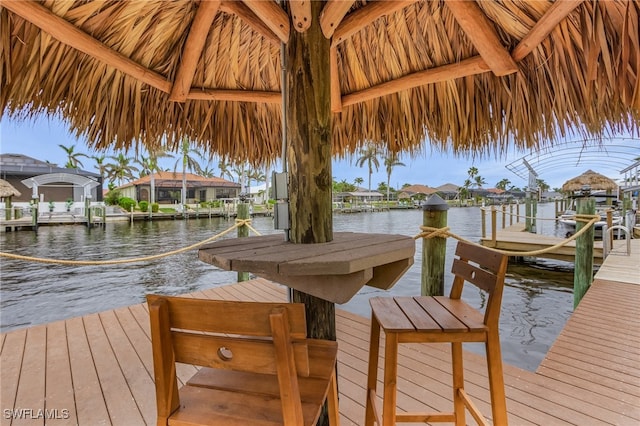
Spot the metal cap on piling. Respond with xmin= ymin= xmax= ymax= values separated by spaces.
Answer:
xmin=422 ymin=194 xmax=449 ymax=212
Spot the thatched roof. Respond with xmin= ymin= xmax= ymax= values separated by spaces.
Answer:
xmin=561 ymin=170 xmax=619 ymax=192
xmin=399 ymin=184 xmax=438 ymax=196
xmin=1 ymin=1 xmax=638 ymax=164
xmin=0 ymin=179 xmax=21 ymax=198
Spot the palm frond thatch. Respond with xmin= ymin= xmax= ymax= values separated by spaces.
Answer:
xmin=0 ymin=179 xmax=21 ymax=198
xmin=561 ymin=170 xmax=619 ymax=192
xmin=1 ymin=0 xmax=638 ymax=164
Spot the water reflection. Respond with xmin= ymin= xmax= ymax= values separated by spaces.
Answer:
xmin=0 ymin=204 xmax=574 ymax=371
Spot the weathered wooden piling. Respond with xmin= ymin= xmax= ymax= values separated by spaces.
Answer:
xmin=574 ymin=197 xmax=595 ymax=308
xmin=421 ymin=194 xmax=448 ymax=296
xmin=236 ymin=202 xmax=250 ymax=282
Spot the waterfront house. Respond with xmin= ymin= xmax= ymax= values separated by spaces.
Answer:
xmin=0 ymin=153 xmax=103 ymax=203
xmin=116 ymin=171 xmax=240 ymax=204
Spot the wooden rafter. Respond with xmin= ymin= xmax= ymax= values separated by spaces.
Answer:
xmin=330 ymin=46 xmax=342 ymax=112
xmin=512 ymin=0 xmax=585 ymax=62
xmin=241 ymin=0 xmax=290 ymax=43
xmin=444 ymin=0 xmax=517 ymax=76
xmin=289 ymin=0 xmax=312 ymax=32
xmin=1 ymin=0 xmax=170 ymax=93
xmin=220 ymin=1 xmax=280 ymax=44
xmin=331 ymin=0 xmax=417 ymax=47
xmin=320 ymin=0 xmax=355 ymax=38
xmin=187 ymin=88 xmax=281 ymax=104
xmin=341 ymin=56 xmax=490 ymax=108
xmin=170 ymin=0 xmax=221 ymax=102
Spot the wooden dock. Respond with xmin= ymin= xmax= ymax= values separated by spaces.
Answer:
xmin=1 ymin=246 xmax=639 ymax=425
xmin=480 ymin=223 xmax=614 ymax=262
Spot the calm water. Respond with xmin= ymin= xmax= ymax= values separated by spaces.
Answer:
xmin=0 ymin=204 xmax=575 ymax=371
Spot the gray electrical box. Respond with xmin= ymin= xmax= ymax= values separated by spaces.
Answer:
xmin=274 ymin=202 xmax=290 ymax=230
xmin=272 ymin=172 xmax=288 ymax=200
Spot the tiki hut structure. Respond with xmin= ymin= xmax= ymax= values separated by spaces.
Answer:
xmin=562 ymin=169 xmax=619 ymax=196
xmin=0 ymin=178 xmax=22 ymax=220
xmin=1 ymin=1 xmax=637 ymax=161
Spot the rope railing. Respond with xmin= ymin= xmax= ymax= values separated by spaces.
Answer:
xmin=0 ymin=219 xmax=260 ymax=265
xmin=415 ymin=214 xmax=601 ymax=257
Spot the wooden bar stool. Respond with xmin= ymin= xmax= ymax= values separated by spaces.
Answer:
xmin=364 ymin=241 xmax=509 ymax=426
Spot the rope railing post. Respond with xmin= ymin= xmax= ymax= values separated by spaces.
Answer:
xmin=491 ymin=206 xmax=497 ymax=247
xmin=516 ymin=203 xmax=520 ymax=223
xmin=509 ymin=204 xmax=513 ymax=226
xmin=502 ymin=204 xmax=506 ymax=229
xmin=525 ymin=195 xmax=532 ymax=232
xmin=421 ymin=195 xmax=449 ymax=296
xmin=481 ymin=208 xmax=486 ymax=239
xmin=574 ymin=197 xmax=595 ymax=308
xmin=236 ymin=202 xmax=251 ymax=282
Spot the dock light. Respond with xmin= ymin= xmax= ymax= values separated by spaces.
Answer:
xmin=580 ymin=185 xmax=592 ymax=196
xmin=239 ymin=192 xmax=248 ymax=202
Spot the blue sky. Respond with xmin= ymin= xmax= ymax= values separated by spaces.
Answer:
xmin=1 ymin=112 xmax=637 ymax=191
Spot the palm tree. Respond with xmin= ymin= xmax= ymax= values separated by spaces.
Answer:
xmin=247 ymin=167 xmax=266 ymax=195
xmin=384 ymin=152 xmax=405 ymax=201
xmin=173 ymin=138 xmax=203 ymax=206
xmin=474 ymin=175 xmax=487 ymax=189
xmin=354 ymin=177 xmax=364 ymax=188
xmin=59 ymin=144 xmax=88 ymax=169
xmin=105 ymin=153 xmax=139 ymax=187
xmin=199 ymin=164 xmax=217 ymax=178
xmin=141 ymin=147 xmax=173 ymax=205
xmin=355 ymin=143 xmax=380 ymax=198
xmin=495 ymin=178 xmax=511 ymax=191
xmin=218 ymin=160 xmax=235 ymax=182
xmin=92 ymin=154 xmax=108 ymax=186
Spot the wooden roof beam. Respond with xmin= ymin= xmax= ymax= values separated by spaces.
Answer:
xmin=320 ymin=0 xmax=355 ymax=38
xmin=241 ymin=0 xmax=290 ymax=43
xmin=330 ymin=46 xmax=342 ymax=112
xmin=444 ymin=0 xmax=518 ymax=76
xmin=341 ymin=56 xmax=490 ymax=107
xmin=170 ymin=0 xmax=221 ymax=102
xmin=1 ymin=0 xmax=171 ymax=93
xmin=331 ymin=0 xmax=417 ymax=47
xmin=289 ymin=0 xmax=311 ymax=32
xmin=220 ymin=1 xmax=280 ymax=44
xmin=512 ymin=0 xmax=585 ymax=62
xmin=187 ymin=88 xmax=281 ymax=104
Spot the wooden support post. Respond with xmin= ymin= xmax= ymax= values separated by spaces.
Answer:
xmin=525 ymin=194 xmax=532 ymax=232
xmin=491 ymin=206 xmax=497 ymax=247
xmin=532 ymin=196 xmax=538 ymax=233
xmin=501 ymin=204 xmax=506 ymax=229
xmin=516 ymin=203 xmax=520 ymax=223
xmin=606 ymin=209 xmax=613 ymax=251
xmin=509 ymin=204 xmax=514 ymax=226
xmin=421 ymin=195 xmax=449 ymax=296
xmin=5 ymin=198 xmax=12 ymax=220
xmin=85 ymin=198 xmax=91 ymax=228
xmin=236 ymin=202 xmax=250 ymax=282
xmin=285 ymin=2 xmax=335 ymax=346
xmin=31 ymin=198 xmax=38 ymax=231
xmin=481 ymin=208 xmax=486 ymax=238
xmin=574 ymin=197 xmax=595 ymax=308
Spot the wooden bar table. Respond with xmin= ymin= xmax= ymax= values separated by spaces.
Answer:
xmin=198 ymin=232 xmax=415 ymax=305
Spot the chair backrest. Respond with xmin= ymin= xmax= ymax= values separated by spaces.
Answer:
xmin=449 ymin=241 xmax=508 ymax=328
xmin=147 ymin=295 xmax=310 ymax=423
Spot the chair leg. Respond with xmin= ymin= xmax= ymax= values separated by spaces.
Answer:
xmin=451 ymin=342 xmax=466 ymax=426
xmin=382 ymin=332 xmax=398 ymax=426
xmin=327 ymin=369 xmax=341 ymax=426
xmin=486 ymin=331 xmax=508 ymax=425
xmin=365 ymin=315 xmax=382 ymax=426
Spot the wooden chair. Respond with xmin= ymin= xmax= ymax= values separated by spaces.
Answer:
xmin=364 ymin=241 xmax=509 ymax=426
xmin=147 ymin=295 xmax=340 ymax=426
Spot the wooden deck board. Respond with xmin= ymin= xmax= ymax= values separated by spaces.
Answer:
xmin=2 ymin=268 xmax=639 ymax=425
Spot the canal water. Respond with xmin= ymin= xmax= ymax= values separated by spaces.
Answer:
xmin=0 ymin=204 xmax=575 ymax=371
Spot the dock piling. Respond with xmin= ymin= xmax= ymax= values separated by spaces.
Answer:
xmin=237 ymin=202 xmax=250 ymax=282
xmin=574 ymin=197 xmax=595 ymax=308
xmin=421 ymin=195 xmax=448 ymax=296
